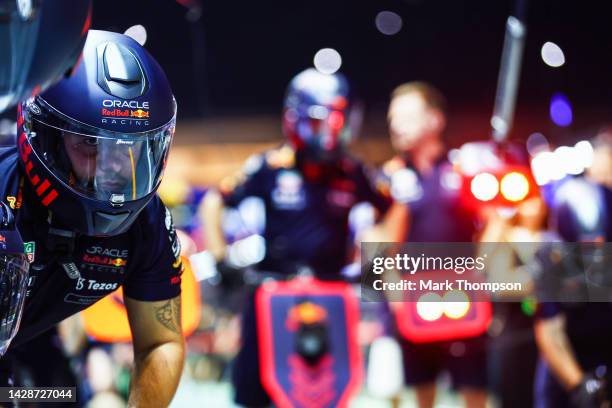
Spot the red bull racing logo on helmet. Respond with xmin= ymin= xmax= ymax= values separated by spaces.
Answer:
xmin=101 ymin=100 xmax=150 ymax=125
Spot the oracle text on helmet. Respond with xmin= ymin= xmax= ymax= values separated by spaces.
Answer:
xmin=102 ymin=100 xmax=149 ymax=109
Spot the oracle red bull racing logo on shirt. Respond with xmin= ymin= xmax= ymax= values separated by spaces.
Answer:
xmin=81 ymin=246 xmax=129 ymax=273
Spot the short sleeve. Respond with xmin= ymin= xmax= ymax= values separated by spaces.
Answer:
xmin=221 ymin=154 xmax=267 ymax=208
xmin=532 ymin=243 xmax=563 ymax=320
xmin=535 ymin=302 xmax=561 ymax=320
xmin=123 ymin=197 xmax=183 ymax=301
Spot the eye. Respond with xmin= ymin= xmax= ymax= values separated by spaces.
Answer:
xmin=83 ymin=138 xmax=99 ymax=146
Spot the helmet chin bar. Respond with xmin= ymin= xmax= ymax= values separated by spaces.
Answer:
xmin=92 ymin=210 xmax=131 ymax=236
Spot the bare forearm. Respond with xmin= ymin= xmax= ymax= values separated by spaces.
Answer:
xmin=128 ymin=341 xmax=185 ymax=408
xmin=535 ymin=318 xmax=584 ymax=390
xmin=201 ymin=189 xmax=227 ymax=261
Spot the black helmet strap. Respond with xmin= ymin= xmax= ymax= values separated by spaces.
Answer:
xmin=45 ymin=213 xmax=80 ymax=280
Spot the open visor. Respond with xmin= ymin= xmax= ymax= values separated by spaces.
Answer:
xmin=23 ymin=97 xmax=175 ymax=204
xmin=0 ymin=253 xmax=29 ymax=357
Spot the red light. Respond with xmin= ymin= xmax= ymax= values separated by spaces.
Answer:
xmin=442 ymin=290 xmax=470 ymax=319
xmin=500 ymin=172 xmax=530 ymax=202
xmin=470 ymin=173 xmax=499 ymax=201
xmin=416 ymin=292 xmax=443 ymax=321
xmin=327 ymin=110 xmax=345 ymax=132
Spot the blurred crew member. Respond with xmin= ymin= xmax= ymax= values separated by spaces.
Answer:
xmin=534 ymin=177 xmax=612 ymax=408
xmin=0 ymin=30 xmax=184 ymax=407
xmin=0 ymin=0 xmax=92 ymax=113
xmin=203 ymin=68 xmax=406 ymax=407
xmin=479 ymin=196 xmax=549 ymax=407
xmin=379 ymin=82 xmax=486 ymax=408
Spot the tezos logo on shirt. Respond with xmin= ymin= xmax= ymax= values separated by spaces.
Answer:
xmin=271 ymin=170 xmax=305 ymax=210
xmin=76 ymin=278 xmax=119 ymax=292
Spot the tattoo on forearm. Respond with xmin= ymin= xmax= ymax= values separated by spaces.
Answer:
xmin=155 ymin=297 xmax=181 ymax=334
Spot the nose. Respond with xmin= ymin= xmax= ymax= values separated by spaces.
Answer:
xmin=97 ymin=144 xmax=126 ymax=173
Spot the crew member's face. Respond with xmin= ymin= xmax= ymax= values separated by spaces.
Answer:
xmin=63 ymin=132 xmax=142 ymax=194
xmin=63 ymin=132 xmax=97 ymax=185
xmin=387 ymin=92 xmax=445 ymax=153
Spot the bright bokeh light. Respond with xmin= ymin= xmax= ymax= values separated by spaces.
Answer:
xmin=375 ymin=11 xmax=403 ymax=35
xmin=416 ymin=292 xmax=443 ymax=321
xmin=531 ymin=142 xmax=592 ymax=186
xmin=313 ymin=48 xmax=342 ymax=74
xmin=442 ymin=290 xmax=470 ymax=319
xmin=541 ymin=42 xmax=565 ymax=67
xmin=550 ymin=93 xmax=573 ymax=127
xmin=227 ymin=234 xmax=266 ymax=268
xmin=448 ymin=148 xmax=460 ymax=165
xmin=471 ymin=173 xmax=499 ymax=201
xmin=124 ymin=25 xmax=148 ymax=46
xmin=574 ymin=140 xmax=594 ymax=169
xmin=500 ymin=172 xmax=530 ymax=202
xmin=531 ymin=151 xmax=565 ymax=185
xmin=555 ymin=146 xmax=583 ymax=176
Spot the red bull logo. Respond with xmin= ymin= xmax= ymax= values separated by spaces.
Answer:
xmin=0 ymin=235 xmax=5 ymax=243
xmin=286 ymin=302 xmax=328 ymax=331
xmin=101 ymin=108 xmax=130 ymax=117
xmin=110 ymin=258 xmax=127 ymax=267
xmin=130 ymin=109 xmax=150 ymax=119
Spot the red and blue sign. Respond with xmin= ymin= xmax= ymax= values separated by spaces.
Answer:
xmin=256 ymin=278 xmax=362 ymax=408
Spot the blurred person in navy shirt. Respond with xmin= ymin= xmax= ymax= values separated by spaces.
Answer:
xmin=203 ymin=68 xmax=406 ymax=407
xmin=377 ymin=82 xmax=486 ymax=408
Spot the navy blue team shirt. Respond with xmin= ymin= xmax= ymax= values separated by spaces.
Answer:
xmin=0 ymin=147 xmax=183 ymax=349
xmin=221 ymin=147 xmax=391 ymax=277
xmin=377 ymin=155 xmax=476 ymax=243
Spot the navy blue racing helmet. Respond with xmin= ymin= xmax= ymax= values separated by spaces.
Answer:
xmin=550 ymin=177 xmax=612 ymax=242
xmin=0 ymin=201 xmax=29 ymax=356
xmin=282 ymin=68 xmax=353 ymax=161
xmin=18 ymin=29 xmax=177 ymax=237
xmin=0 ymin=0 xmax=92 ymax=113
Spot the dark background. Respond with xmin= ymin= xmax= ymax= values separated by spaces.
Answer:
xmin=59 ymin=1 xmax=612 ymax=143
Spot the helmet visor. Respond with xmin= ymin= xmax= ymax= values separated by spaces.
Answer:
xmin=0 ymin=253 xmax=29 ymax=356
xmin=23 ymin=97 xmax=175 ymax=204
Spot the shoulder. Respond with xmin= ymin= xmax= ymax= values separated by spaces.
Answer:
xmin=377 ymin=156 xmax=423 ymax=203
xmin=263 ymin=145 xmax=296 ymax=170
xmin=381 ymin=156 xmax=407 ymax=178
xmin=131 ymin=195 xmax=171 ymax=237
xmin=219 ymin=145 xmax=294 ymax=194
xmin=0 ymin=147 xmax=21 ymax=198
xmin=130 ymin=195 xmax=182 ymax=258
xmin=0 ymin=146 xmax=19 ymax=173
